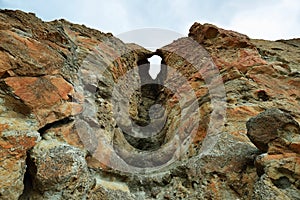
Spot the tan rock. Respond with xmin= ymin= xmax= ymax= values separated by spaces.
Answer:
xmin=26 ymin=139 xmax=94 ymax=199
xmin=0 ymin=122 xmax=40 ymax=199
xmin=0 ymin=10 xmax=300 ymax=200
xmin=4 ymin=76 xmax=82 ymax=127
xmin=247 ymin=109 xmax=300 ymax=199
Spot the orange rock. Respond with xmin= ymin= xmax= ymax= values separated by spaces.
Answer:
xmin=0 ymin=127 xmax=39 ymax=199
xmin=4 ymin=75 xmax=82 ymax=127
xmin=189 ymin=23 xmax=253 ymax=48
xmin=1 ymin=9 xmax=300 ymax=200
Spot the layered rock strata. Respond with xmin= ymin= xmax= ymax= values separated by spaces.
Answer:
xmin=0 ymin=10 xmax=299 ymax=199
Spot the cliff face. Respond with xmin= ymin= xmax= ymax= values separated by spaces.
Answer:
xmin=0 ymin=10 xmax=299 ymax=200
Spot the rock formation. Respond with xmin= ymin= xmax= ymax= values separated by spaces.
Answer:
xmin=247 ymin=108 xmax=300 ymax=199
xmin=0 ymin=10 xmax=299 ymax=199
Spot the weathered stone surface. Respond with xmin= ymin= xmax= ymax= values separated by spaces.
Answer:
xmin=3 ymin=75 xmax=81 ymax=127
xmin=246 ymin=108 xmax=300 ymax=153
xmin=87 ymin=175 xmax=135 ymax=200
xmin=24 ymin=140 xmax=94 ymax=199
xmin=0 ymin=122 xmax=40 ymax=200
xmin=253 ymin=153 xmax=300 ymax=199
xmin=0 ymin=10 xmax=300 ymax=200
xmin=0 ymin=9 xmax=152 ymax=199
xmin=246 ymin=109 xmax=300 ymax=200
xmin=0 ymin=10 xmax=65 ymax=77
xmin=189 ymin=22 xmax=252 ymax=48
xmin=155 ymin=23 xmax=300 ymax=199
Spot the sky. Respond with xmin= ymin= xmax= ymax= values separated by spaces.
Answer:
xmin=0 ymin=0 xmax=299 ymax=41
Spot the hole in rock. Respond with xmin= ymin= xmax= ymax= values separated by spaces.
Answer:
xmin=123 ymin=54 xmax=172 ymax=151
xmin=272 ymin=177 xmax=291 ymax=189
xmin=148 ymin=55 xmax=162 ymax=79
xmin=256 ymin=90 xmax=269 ymax=101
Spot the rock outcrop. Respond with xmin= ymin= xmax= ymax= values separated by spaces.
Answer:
xmin=247 ymin=108 xmax=300 ymax=199
xmin=0 ymin=10 xmax=299 ymax=199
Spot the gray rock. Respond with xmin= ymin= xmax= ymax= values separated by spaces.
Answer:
xmin=26 ymin=140 xmax=94 ymax=200
xmin=246 ymin=108 xmax=300 ymax=153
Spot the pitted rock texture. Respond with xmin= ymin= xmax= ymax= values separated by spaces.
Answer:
xmin=246 ymin=108 xmax=300 ymax=153
xmin=246 ymin=109 xmax=300 ymax=199
xmin=0 ymin=10 xmax=299 ymax=200
xmin=21 ymin=140 xmax=94 ymax=199
xmin=0 ymin=9 xmax=152 ymax=200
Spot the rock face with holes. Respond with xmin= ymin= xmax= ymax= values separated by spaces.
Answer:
xmin=0 ymin=10 xmax=300 ymax=200
xmin=246 ymin=108 xmax=300 ymax=199
xmin=0 ymin=9 xmax=152 ymax=199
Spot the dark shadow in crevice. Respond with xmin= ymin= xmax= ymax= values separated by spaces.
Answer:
xmin=38 ymin=117 xmax=74 ymax=135
xmin=18 ymin=152 xmax=37 ymax=200
xmin=124 ymin=54 xmax=169 ymax=151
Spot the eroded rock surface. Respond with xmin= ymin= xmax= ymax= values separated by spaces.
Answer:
xmin=0 ymin=10 xmax=299 ymax=199
xmin=246 ymin=109 xmax=300 ymax=199
xmin=22 ymin=140 xmax=94 ymax=199
xmin=247 ymin=108 xmax=300 ymax=153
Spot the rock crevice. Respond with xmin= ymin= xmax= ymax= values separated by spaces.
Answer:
xmin=0 ymin=10 xmax=300 ymax=200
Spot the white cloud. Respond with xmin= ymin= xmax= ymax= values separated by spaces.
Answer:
xmin=227 ymin=0 xmax=300 ymax=40
xmin=0 ymin=0 xmax=299 ymax=40
xmin=117 ymin=28 xmax=183 ymax=49
xmin=77 ymin=0 xmax=131 ymax=33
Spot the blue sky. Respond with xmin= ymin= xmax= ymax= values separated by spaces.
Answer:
xmin=0 ymin=0 xmax=299 ymax=40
